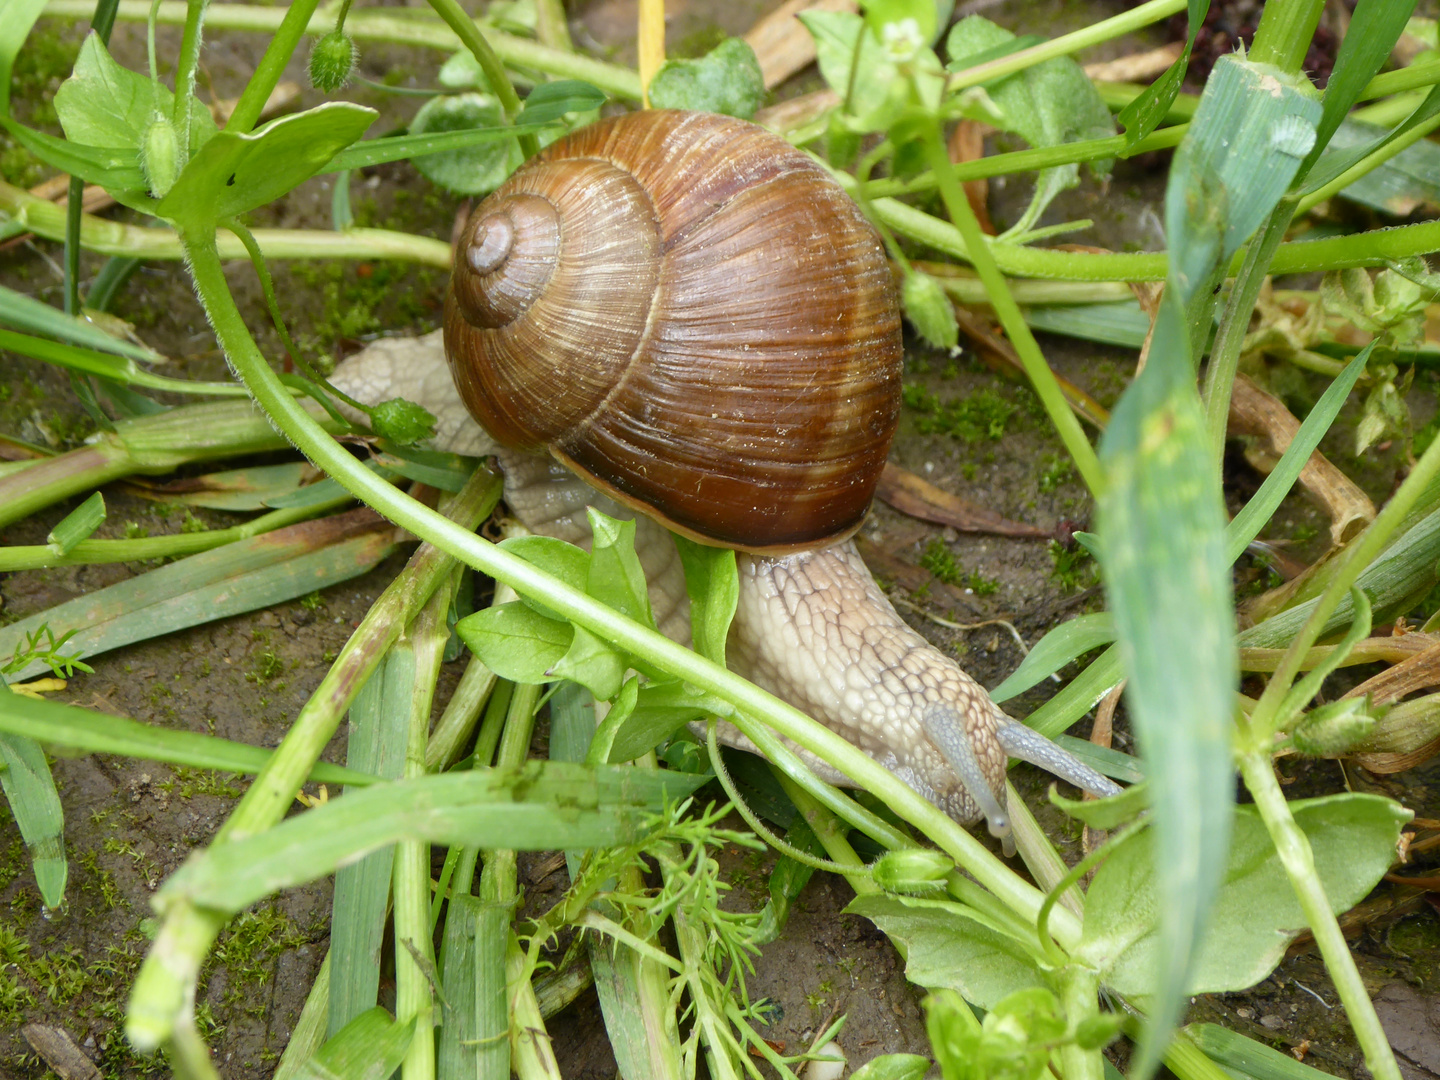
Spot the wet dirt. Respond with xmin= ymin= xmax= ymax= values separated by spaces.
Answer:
xmin=1 ymin=0 xmax=1439 ymax=1077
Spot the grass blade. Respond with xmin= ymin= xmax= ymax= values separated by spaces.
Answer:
xmin=437 ymin=896 xmax=510 ymax=1079
xmin=0 ymin=281 xmax=162 ymax=362
xmin=0 ymin=687 xmax=372 ymax=784
xmin=155 ymin=763 xmax=708 ymax=914
xmin=0 ymin=508 xmax=401 ymax=680
xmin=296 ymin=1006 xmax=415 ymax=1080
xmin=46 ymin=491 xmax=106 ymax=554
xmin=989 ymin=612 xmax=1115 ymax=703
xmin=329 ymin=648 xmax=411 ymax=1036
xmin=0 ymin=698 xmax=66 ymax=907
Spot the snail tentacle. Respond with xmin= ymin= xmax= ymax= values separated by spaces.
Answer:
xmin=993 ymin=722 xmax=1123 ymax=800
xmin=921 ymin=703 xmax=1011 ymax=841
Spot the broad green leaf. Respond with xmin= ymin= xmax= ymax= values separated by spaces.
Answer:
xmin=845 ymin=894 xmax=1047 ymax=1008
xmin=0 ymin=0 xmax=50 ymax=114
xmin=53 ymin=32 xmax=215 ymax=160
xmin=157 ymin=102 xmax=376 ymax=228
xmin=945 ymin=16 xmax=1116 ymax=233
xmin=648 ymin=38 xmax=765 ymax=120
xmin=297 ymin=1007 xmax=414 ymax=1080
xmin=0 ymin=685 xmax=371 ymax=786
xmin=409 ymin=92 xmax=521 ymax=196
xmin=0 ymin=711 xmax=66 ymax=907
xmin=499 ymin=534 xmax=590 ymax=622
xmin=454 ymin=601 xmax=571 ymax=684
xmin=1076 ymin=794 xmax=1409 ymax=996
xmin=800 ymin=10 xmax=942 ymax=132
xmin=156 ymin=762 xmax=709 ymax=913
xmin=673 ymin=534 xmax=737 ymax=666
xmin=519 ymin=79 xmax=608 ymax=124
xmin=549 ymin=623 xmax=628 ymax=701
xmin=988 ymin=612 xmax=1114 ymax=703
xmin=1097 ymin=292 xmax=1235 ymax=1075
xmin=608 ymin=680 xmax=730 ymax=764
xmin=587 ymin=508 xmax=655 ymax=629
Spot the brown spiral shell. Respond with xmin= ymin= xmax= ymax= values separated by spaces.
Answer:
xmin=443 ymin=109 xmax=902 ymax=553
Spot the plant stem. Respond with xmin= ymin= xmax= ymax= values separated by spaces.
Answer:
xmin=0 ymin=499 xmax=350 ymax=571
xmin=0 ymin=181 xmax=452 ymax=265
xmin=1237 ymin=750 xmax=1402 ymax=1080
xmin=225 ymin=0 xmax=318 ymax=133
xmin=179 ymin=226 xmax=1081 ymax=952
xmin=946 ymin=0 xmax=1186 ymax=95
xmin=1297 ymin=107 xmax=1440 ymax=216
xmin=43 ymin=0 xmax=643 ymax=100
xmin=1202 ymin=197 xmax=1295 ymax=465
xmin=170 ymin=0 xmax=207 ymax=155
xmin=1056 ymin=966 xmax=1103 ymax=1080
xmin=1248 ymin=0 xmax=1327 ymax=74
xmin=637 ymin=0 xmax=664 ymax=104
xmin=426 ymin=0 xmax=538 ymax=157
xmin=920 ymin=128 xmax=1105 ymax=496
xmin=1164 ymin=1029 xmax=1242 ymax=1080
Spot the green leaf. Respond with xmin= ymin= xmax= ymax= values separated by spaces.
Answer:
xmin=155 ymin=761 xmax=709 ymax=913
xmin=297 ymin=1008 xmax=414 ymax=1080
xmin=157 ymin=102 xmax=376 ymax=228
xmin=1049 ymin=781 xmax=1148 ymax=830
xmin=0 ymin=116 xmax=147 ymax=194
xmin=519 ymin=79 xmax=608 ymax=124
xmin=988 ymin=612 xmax=1115 ymax=703
xmin=0 ymin=283 xmax=161 ymax=363
xmin=944 ymin=16 xmax=1116 ymax=234
xmin=1187 ymin=1023 xmax=1348 ymax=1080
xmin=324 ymin=123 xmax=551 ymax=174
xmin=1301 ymin=0 xmax=1419 ymax=178
xmin=53 ymin=32 xmax=215 ymax=159
xmin=0 ymin=0 xmax=51 ymax=115
xmin=1116 ymin=0 xmax=1207 ymax=148
xmin=801 ymin=10 xmax=942 ymax=132
xmin=673 ymin=535 xmax=737 ymax=666
xmin=606 ymin=680 xmax=728 ymax=763
xmin=370 ymin=440 xmax=478 ymax=493
xmin=845 ymin=894 xmax=1047 ymax=1008
xmin=1020 ymin=643 xmax=1121 ymax=740
xmin=46 ymin=492 xmax=106 ymax=555
xmin=454 ymin=601 xmax=571 ymax=684
xmin=585 ymin=675 xmax=641 ymax=764
xmin=0 ymin=696 xmax=67 ymax=907
xmin=369 ymin=398 xmax=436 ymax=446
xmin=587 ymin=508 xmax=655 ymax=630
xmin=408 ymin=92 xmax=521 ymax=196
xmin=549 ymin=623 xmax=628 ymax=701
xmin=1097 ymin=292 xmax=1236 ymax=1075
xmin=648 ymin=38 xmax=765 ymax=120
xmin=862 ymin=0 xmax=937 ymax=49
xmin=498 ymin=534 xmax=591 ymax=622
xmin=1076 ymin=794 xmax=1409 ymax=996
xmin=850 ymin=1054 xmax=932 ymax=1080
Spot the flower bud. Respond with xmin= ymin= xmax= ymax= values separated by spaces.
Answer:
xmin=140 ymin=112 xmax=179 ymax=198
xmin=309 ymin=30 xmax=358 ymax=93
xmin=871 ymin=848 xmax=952 ymax=893
xmin=901 ymin=271 xmax=958 ymax=351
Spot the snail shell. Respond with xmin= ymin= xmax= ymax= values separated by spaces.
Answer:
xmin=443 ymin=109 xmax=903 ymax=554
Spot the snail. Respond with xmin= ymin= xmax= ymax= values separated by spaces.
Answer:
xmin=332 ymin=109 xmax=1119 ymax=841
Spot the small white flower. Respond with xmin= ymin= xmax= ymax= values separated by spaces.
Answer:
xmin=880 ymin=18 xmax=925 ymax=62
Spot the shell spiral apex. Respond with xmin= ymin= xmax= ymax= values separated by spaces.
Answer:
xmin=444 ymin=109 xmax=903 ymax=553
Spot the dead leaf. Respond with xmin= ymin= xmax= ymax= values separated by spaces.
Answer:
xmin=876 ymin=463 xmax=1047 ymax=538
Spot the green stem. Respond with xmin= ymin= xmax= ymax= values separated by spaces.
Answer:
xmin=1164 ymin=1029 xmax=1241 ymax=1080
xmin=1248 ymin=0 xmax=1327 ymax=74
xmin=1056 ymin=966 xmax=1103 ymax=1080
xmin=0 ymin=440 xmax=133 ymax=531
xmin=946 ymin=0 xmax=1186 ymax=95
xmin=179 ymin=224 xmax=1081 ymax=951
xmin=1246 ymin=408 xmax=1440 ymax=741
xmin=170 ymin=0 xmax=207 ymax=155
xmin=425 ymin=0 xmax=538 ymax=157
xmin=225 ymin=0 xmax=318 ymax=133
xmin=773 ymin=773 xmax=876 ymax=897
xmin=920 ymin=128 xmax=1105 ymax=496
xmin=1202 ymin=197 xmax=1296 ymax=465
xmin=1237 ymin=751 xmax=1402 ymax=1080
xmin=0 ymin=499 xmax=350 ymax=571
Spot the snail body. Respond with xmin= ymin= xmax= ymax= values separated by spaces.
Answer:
xmin=333 ymin=110 xmax=1119 ymax=838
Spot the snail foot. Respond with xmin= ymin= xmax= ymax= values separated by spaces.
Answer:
xmin=993 ymin=722 xmax=1123 ymax=800
xmin=920 ymin=703 xmax=1011 ymax=844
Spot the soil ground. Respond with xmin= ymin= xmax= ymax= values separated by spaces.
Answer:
xmin=1 ymin=0 xmax=1439 ymax=1077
